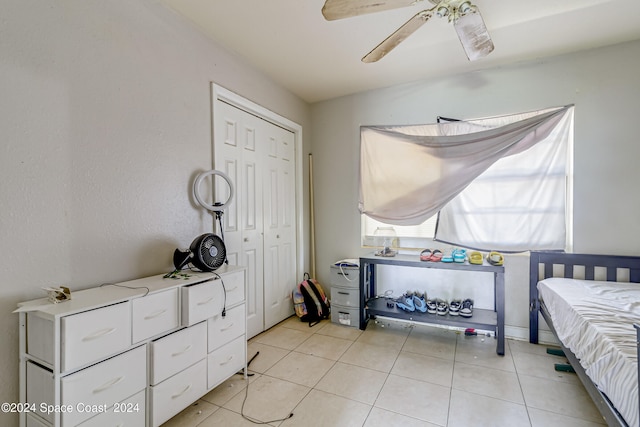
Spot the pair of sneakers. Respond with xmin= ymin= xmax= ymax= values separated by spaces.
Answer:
xmin=395 ymin=290 xmax=428 ymax=313
xmin=424 ymin=298 xmax=473 ymax=317
xmin=448 ymin=299 xmax=474 ymax=317
xmin=425 ymin=298 xmax=448 ymax=315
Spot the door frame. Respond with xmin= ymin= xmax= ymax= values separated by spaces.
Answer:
xmin=211 ymin=83 xmax=304 ymax=308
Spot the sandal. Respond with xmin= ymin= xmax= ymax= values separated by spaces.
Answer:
xmin=469 ymin=251 xmax=483 ymax=265
xmin=452 ymin=248 xmax=467 ymax=263
xmin=419 ymin=249 xmax=432 ymax=261
xmin=441 ymin=251 xmax=454 ymax=263
xmin=487 ymin=251 xmax=504 ymax=266
xmin=429 ymin=249 xmax=443 ymax=262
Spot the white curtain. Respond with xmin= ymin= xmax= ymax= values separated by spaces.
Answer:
xmin=359 ymin=105 xmax=574 ymax=251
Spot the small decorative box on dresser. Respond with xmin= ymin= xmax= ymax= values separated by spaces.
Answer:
xmin=16 ymin=265 xmax=246 ymax=427
xmin=329 ymin=264 xmax=360 ymax=328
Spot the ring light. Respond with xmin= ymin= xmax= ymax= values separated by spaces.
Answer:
xmin=193 ymin=170 xmax=234 ymax=212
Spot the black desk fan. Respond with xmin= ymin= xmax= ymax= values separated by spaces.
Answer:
xmin=171 ymin=170 xmax=234 ymax=273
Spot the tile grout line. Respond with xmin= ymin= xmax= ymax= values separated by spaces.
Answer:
xmin=444 ymin=331 xmax=460 ymax=427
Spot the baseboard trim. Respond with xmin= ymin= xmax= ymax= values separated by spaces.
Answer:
xmin=505 ymin=325 xmax=559 ymax=345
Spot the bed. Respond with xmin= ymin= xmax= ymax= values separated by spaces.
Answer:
xmin=529 ymin=251 xmax=640 ymax=427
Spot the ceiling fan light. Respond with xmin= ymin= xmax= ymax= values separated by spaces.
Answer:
xmin=436 ymin=6 xmax=449 ymax=18
xmin=458 ymin=1 xmax=472 ymax=14
xmin=453 ymin=8 xmax=494 ymax=61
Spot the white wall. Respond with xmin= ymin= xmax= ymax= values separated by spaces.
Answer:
xmin=310 ymin=40 xmax=640 ymax=340
xmin=0 ymin=0 xmax=310 ymax=423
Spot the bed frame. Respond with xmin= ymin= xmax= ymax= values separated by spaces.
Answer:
xmin=529 ymin=251 xmax=640 ymax=427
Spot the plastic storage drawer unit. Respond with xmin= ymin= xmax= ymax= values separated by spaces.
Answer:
xmin=329 ymin=265 xmax=359 ymax=288
xmin=329 ymin=264 xmax=360 ymax=328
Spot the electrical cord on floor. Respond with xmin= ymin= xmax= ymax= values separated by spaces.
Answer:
xmin=239 ymin=351 xmax=294 ymax=424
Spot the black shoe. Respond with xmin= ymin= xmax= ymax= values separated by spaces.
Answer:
xmin=460 ymin=299 xmax=474 ymax=318
xmin=436 ymin=300 xmax=449 ymax=316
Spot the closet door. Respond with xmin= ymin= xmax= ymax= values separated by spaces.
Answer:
xmin=262 ymin=123 xmax=297 ymax=330
xmin=214 ymin=101 xmax=264 ymax=338
xmin=213 ymin=96 xmax=296 ymax=338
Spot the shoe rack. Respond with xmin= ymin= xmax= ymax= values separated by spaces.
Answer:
xmin=359 ymin=254 xmax=505 ymax=355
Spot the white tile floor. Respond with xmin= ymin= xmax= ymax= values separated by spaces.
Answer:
xmin=162 ymin=317 xmax=606 ymax=427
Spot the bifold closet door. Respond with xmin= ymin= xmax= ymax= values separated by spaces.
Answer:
xmin=214 ymin=99 xmax=296 ymax=338
xmin=261 ymin=120 xmax=296 ymax=331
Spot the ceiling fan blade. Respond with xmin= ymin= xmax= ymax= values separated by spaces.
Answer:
xmin=362 ymin=10 xmax=433 ymax=63
xmin=322 ymin=0 xmax=420 ymax=21
xmin=453 ymin=7 xmax=494 ymax=61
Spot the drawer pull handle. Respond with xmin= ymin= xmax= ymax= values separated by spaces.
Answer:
xmin=93 ymin=376 xmax=124 ymax=393
xmin=82 ymin=327 xmax=116 ymax=342
xmin=144 ymin=309 xmax=167 ymax=320
xmin=220 ymin=356 xmax=234 ymax=366
xmin=171 ymin=384 xmax=192 ymax=399
xmin=197 ymin=297 xmax=215 ymax=306
xmin=220 ymin=322 xmax=234 ymax=332
xmin=338 ymin=272 xmax=350 ymax=276
xmin=338 ymin=292 xmax=349 ymax=295
xmin=172 ymin=345 xmax=193 ymax=357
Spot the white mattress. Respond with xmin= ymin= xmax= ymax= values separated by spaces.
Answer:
xmin=538 ymin=278 xmax=640 ymax=427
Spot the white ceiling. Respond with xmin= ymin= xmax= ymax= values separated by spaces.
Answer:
xmin=162 ymin=0 xmax=640 ymax=103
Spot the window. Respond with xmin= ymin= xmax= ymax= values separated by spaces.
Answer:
xmin=362 ymin=214 xmax=437 ymax=249
xmin=360 ymin=106 xmax=574 ymax=252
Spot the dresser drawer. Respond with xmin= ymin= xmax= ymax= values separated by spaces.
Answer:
xmin=150 ymin=359 xmax=207 ymax=427
xmin=61 ymin=301 xmax=132 ymax=372
xmin=207 ymin=335 xmax=246 ymax=389
xmin=26 ymin=313 xmax=54 ymax=367
xmin=207 ymin=303 xmax=245 ymax=353
xmin=26 ymin=361 xmax=55 ymax=424
xmin=61 ymin=345 xmax=146 ymax=426
xmin=329 ymin=265 xmax=359 ymax=288
xmin=77 ymin=389 xmax=145 ymax=427
xmin=150 ymin=321 xmax=207 ymax=385
xmin=132 ymin=288 xmax=179 ymax=343
xmin=331 ymin=306 xmax=359 ymax=328
xmin=331 ymin=286 xmax=359 ymax=307
xmin=182 ymin=279 xmax=223 ymax=326
xmin=221 ymin=270 xmax=245 ymax=307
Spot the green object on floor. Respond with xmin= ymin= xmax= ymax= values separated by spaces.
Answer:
xmin=546 ymin=348 xmax=565 ymax=357
xmin=554 ymin=363 xmax=576 ymax=373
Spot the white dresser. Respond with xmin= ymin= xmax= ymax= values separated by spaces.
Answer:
xmin=16 ymin=265 xmax=246 ymax=427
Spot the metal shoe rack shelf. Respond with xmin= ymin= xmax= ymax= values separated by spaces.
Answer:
xmin=359 ymin=253 xmax=505 ymax=355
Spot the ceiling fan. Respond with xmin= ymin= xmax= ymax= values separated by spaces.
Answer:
xmin=322 ymin=0 xmax=494 ymax=63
